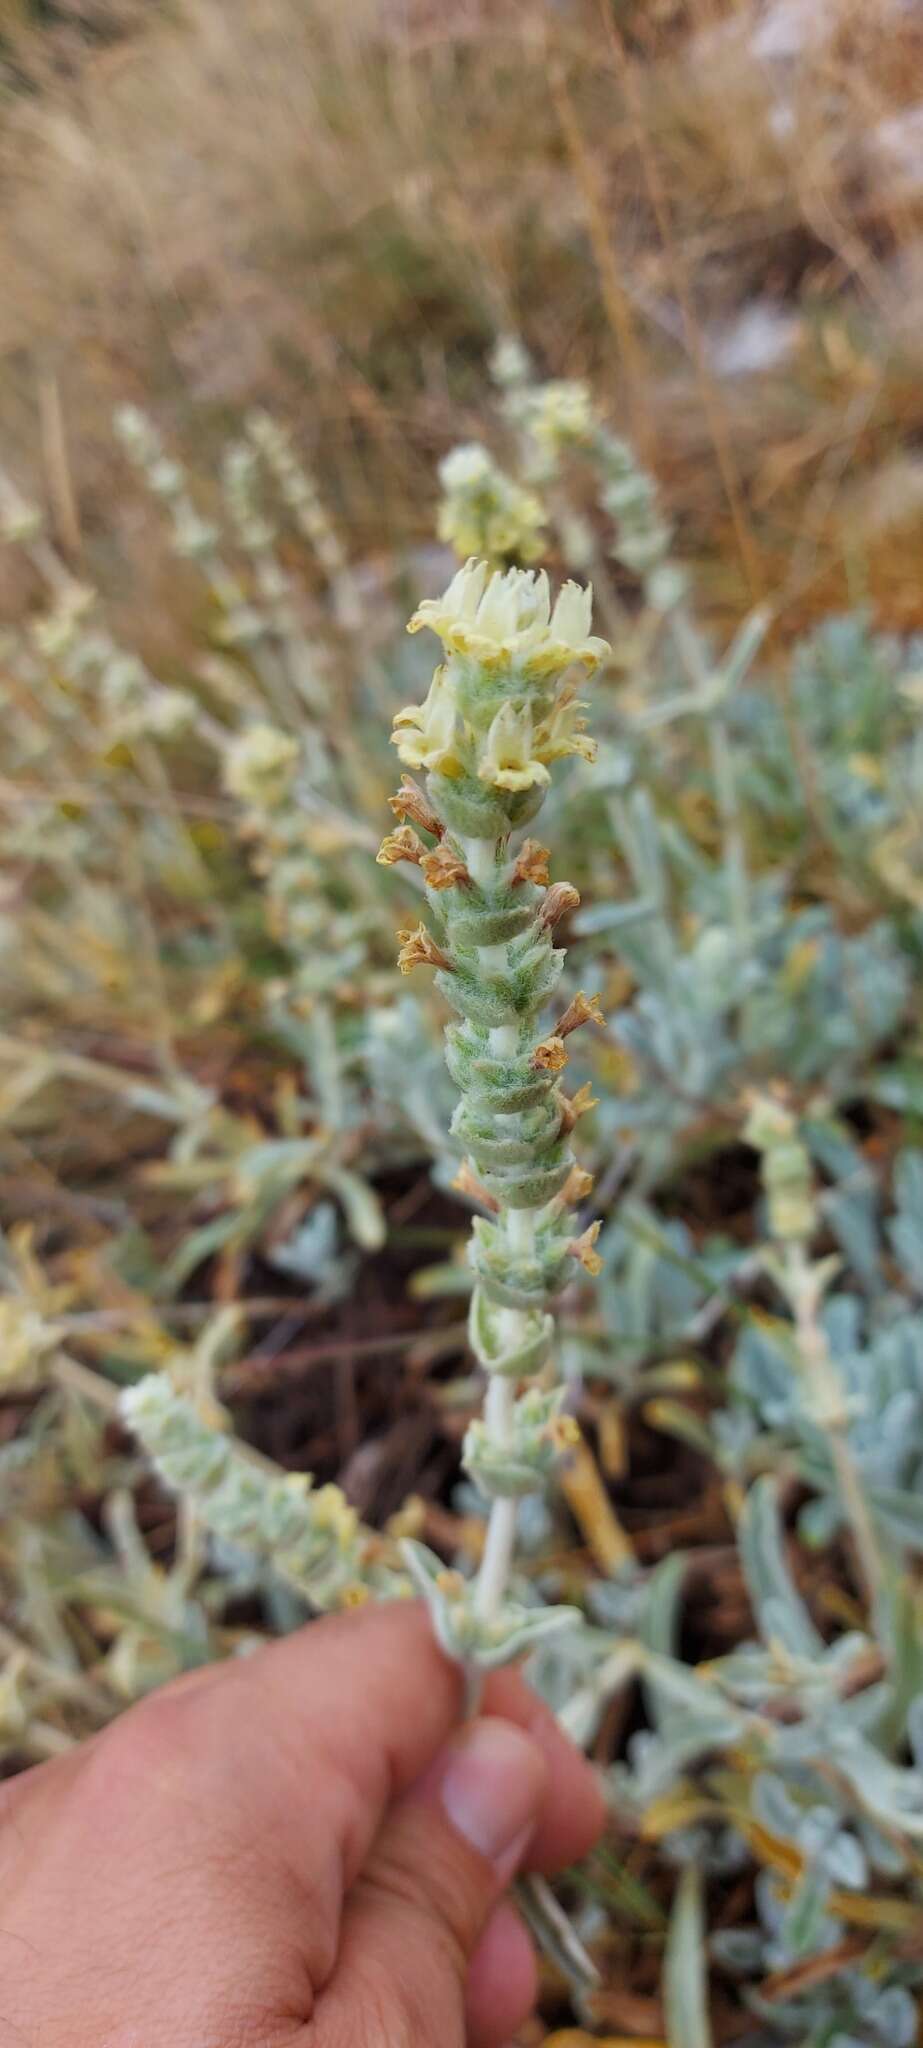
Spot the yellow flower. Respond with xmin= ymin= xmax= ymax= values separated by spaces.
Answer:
xmin=544 ymin=1413 xmax=582 ymax=1452
xmin=391 ymin=668 xmax=465 ymax=776
xmin=528 ymin=379 xmax=594 ymax=453
xmin=478 ymin=701 xmax=550 ymax=793
xmin=310 ymin=1483 xmax=359 ymax=1548
xmin=340 ymin=1583 xmax=371 ymax=1609
xmin=534 ymin=682 xmax=598 ymax=767
xmin=408 ymin=561 xmax=609 ymax=680
xmin=437 ymin=444 xmax=546 ymax=565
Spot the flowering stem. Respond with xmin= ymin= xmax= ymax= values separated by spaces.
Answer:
xmin=385 ymin=560 xmax=607 ymax=1671
xmin=475 ymin=1488 xmax=518 ymax=1625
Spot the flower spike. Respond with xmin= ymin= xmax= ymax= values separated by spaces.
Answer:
xmin=380 ymin=558 xmax=606 ymax=1671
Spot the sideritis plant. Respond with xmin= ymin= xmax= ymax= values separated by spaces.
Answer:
xmin=378 ymin=558 xmax=609 ymax=1679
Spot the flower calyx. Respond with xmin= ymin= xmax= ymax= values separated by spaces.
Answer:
xmin=538 ymin=881 xmax=581 ymax=931
xmin=568 ymin=1220 xmax=603 ymax=1276
xmin=396 ymin=924 xmax=453 ymax=975
xmin=377 ymin=825 xmax=423 ymax=868
xmin=421 ymin=843 xmax=471 ymax=891
xmin=557 ymin=989 xmax=605 ymax=1039
xmin=558 ymin=1081 xmax=598 ymax=1133
xmin=511 ymin=838 xmax=551 ymax=887
xmin=387 ymin=775 xmax=445 ymax=840
xmin=531 ymin=1036 xmax=568 ymax=1073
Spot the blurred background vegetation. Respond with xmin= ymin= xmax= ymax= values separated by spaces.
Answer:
xmin=2 ymin=0 xmax=922 ymax=639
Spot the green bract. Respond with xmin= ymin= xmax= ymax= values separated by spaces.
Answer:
xmin=400 ymin=1539 xmax=581 ymax=1668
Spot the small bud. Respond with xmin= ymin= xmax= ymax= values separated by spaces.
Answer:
xmin=531 ymin=1035 xmax=568 ymax=1073
xmin=311 ymin=1484 xmax=359 ymax=1545
xmin=538 ymin=881 xmax=581 ymax=930
xmin=544 ymin=1413 xmax=581 ymax=1453
xmin=511 ymin=838 xmax=551 ymax=887
xmin=385 ymin=1494 xmax=427 ymax=1541
xmin=569 ymin=1220 xmax=603 ymax=1276
xmin=558 ymin=989 xmax=605 ymax=1039
xmin=341 ymin=1583 xmax=371 ymax=1609
xmin=452 ymin=1160 xmax=500 ymax=1212
xmin=421 ymin=843 xmax=471 ymax=891
xmin=396 ymin=924 xmax=453 ymax=975
xmin=387 ymin=775 xmax=445 ymax=840
xmin=377 ymin=826 xmax=423 ymax=867
xmin=558 ymin=1081 xmax=598 ymax=1133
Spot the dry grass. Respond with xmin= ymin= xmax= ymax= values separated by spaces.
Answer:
xmin=1 ymin=0 xmax=923 ymax=638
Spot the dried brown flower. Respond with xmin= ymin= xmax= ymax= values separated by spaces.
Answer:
xmin=396 ymin=924 xmax=452 ymax=974
xmin=557 ymin=989 xmax=605 ymax=1039
xmin=387 ymin=775 xmax=444 ymax=839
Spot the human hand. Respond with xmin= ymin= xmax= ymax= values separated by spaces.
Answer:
xmin=0 ymin=1601 xmax=604 ymax=2046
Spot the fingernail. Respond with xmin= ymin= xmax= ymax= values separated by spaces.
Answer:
xmin=437 ymin=1716 xmax=547 ymax=1871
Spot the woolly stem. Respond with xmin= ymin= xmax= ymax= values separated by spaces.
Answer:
xmin=473 ymin=1213 xmax=537 ymax=1623
xmin=476 ymin=1493 xmax=518 ymax=1625
xmin=460 ymin=822 xmax=532 ymax=1622
xmin=460 ymin=836 xmax=499 ymax=887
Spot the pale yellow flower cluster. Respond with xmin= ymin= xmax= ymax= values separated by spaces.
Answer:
xmin=393 ymin=561 xmax=608 ymax=791
xmin=408 ymin=558 xmax=606 ymax=675
xmin=436 ymin=443 xmax=545 ymax=566
xmin=522 ymin=379 xmax=594 ymax=456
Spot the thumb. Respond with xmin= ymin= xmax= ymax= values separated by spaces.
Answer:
xmin=314 ymin=1716 xmax=548 ymax=2048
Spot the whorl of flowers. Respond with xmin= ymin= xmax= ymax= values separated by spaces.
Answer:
xmin=518 ymin=379 xmax=595 ymax=460
xmin=437 ymin=443 xmax=546 ymax=567
xmin=489 ymin=342 xmax=685 ymax=610
xmin=383 ymin=559 xmax=609 ymax=1668
xmin=393 ymin=560 xmax=606 ymax=797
